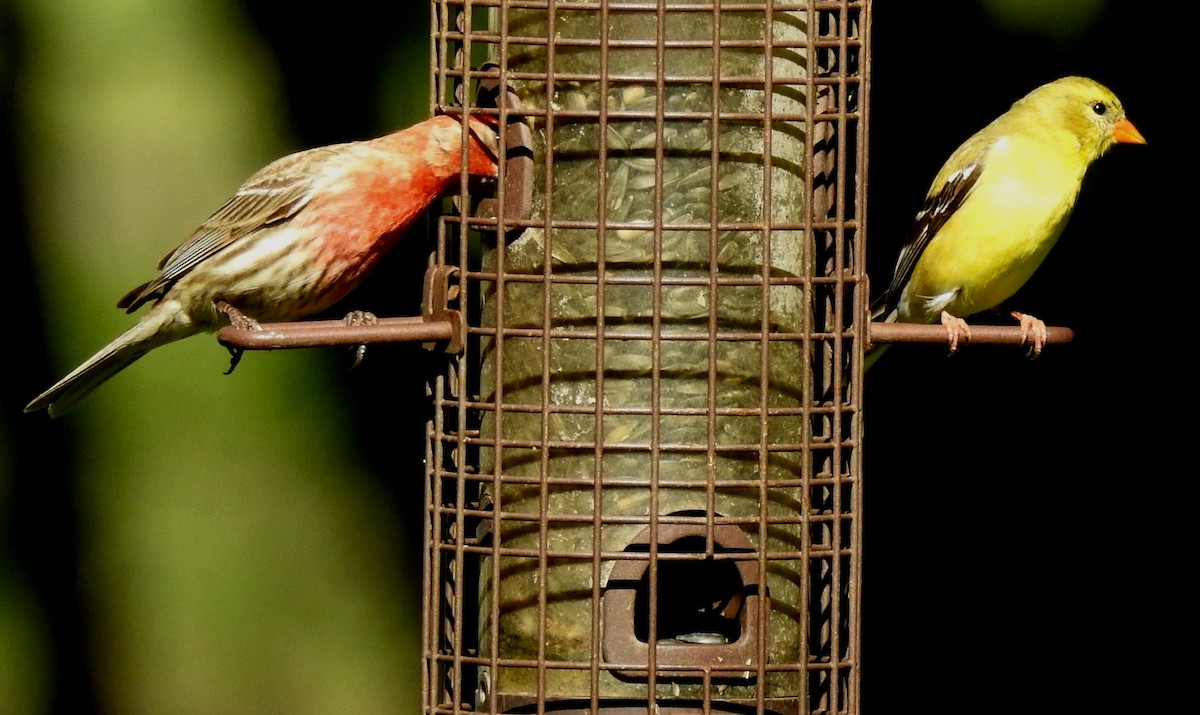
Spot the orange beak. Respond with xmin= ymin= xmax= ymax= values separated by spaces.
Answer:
xmin=1113 ymin=117 xmax=1146 ymax=145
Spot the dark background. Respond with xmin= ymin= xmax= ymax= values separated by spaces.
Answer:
xmin=865 ymin=2 xmax=1180 ymax=711
xmin=2 ymin=1 xmax=1180 ymax=712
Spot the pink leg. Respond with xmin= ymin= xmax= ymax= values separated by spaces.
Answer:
xmin=215 ymin=301 xmax=261 ymax=374
xmin=343 ymin=310 xmax=379 ymax=370
xmin=215 ymin=300 xmax=261 ymax=331
xmin=940 ymin=310 xmax=971 ymax=353
xmin=1010 ymin=311 xmax=1047 ymax=357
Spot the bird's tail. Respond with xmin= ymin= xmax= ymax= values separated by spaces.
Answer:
xmin=25 ymin=309 xmax=186 ymax=418
xmin=863 ymin=305 xmax=897 ymax=373
xmin=863 ymin=342 xmax=891 ymax=373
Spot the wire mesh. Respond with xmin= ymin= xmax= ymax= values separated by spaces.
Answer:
xmin=424 ymin=2 xmax=869 ymax=713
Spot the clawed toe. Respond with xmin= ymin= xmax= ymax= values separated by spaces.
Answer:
xmin=1010 ymin=311 xmax=1047 ymax=358
xmin=215 ymin=300 xmax=261 ymax=332
xmin=939 ymin=311 xmax=971 ymax=354
xmin=215 ymin=301 xmax=260 ymax=374
xmin=224 ymin=346 xmax=244 ymax=375
xmin=344 ymin=310 xmax=379 ymax=370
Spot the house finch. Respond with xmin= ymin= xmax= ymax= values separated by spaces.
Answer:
xmin=26 ymin=113 xmax=499 ymax=417
xmin=866 ymin=76 xmax=1145 ymax=370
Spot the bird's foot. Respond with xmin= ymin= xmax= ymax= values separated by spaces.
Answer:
xmin=215 ymin=301 xmax=261 ymax=374
xmin=940 ymin=311 xmax=971 ymax=354
xmin=1011 ymin=310 xmax=1047 ymax=358
xmin=216 ymin=301 xmax=261 ymax=331
xmin=343 ymin=310 xmax=378 ymax=370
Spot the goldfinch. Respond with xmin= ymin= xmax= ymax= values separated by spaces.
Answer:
xmin=867 ymin=76 xmax=1145 ymax=369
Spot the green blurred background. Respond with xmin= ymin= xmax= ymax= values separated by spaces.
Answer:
xmin=0 ymin=1 xmax=1179 ymax=713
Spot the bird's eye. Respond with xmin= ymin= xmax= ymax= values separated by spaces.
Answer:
xmin=1092 ymin=102 xmax=1108 ymax=116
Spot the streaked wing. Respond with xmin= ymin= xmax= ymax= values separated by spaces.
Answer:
xmin=118 ymin=143 xmax=347 ymax=311
xmin=157 ymin=144 xmax=348 ymax=277
xmin=871 ymin=151 xmax=986 ymax=318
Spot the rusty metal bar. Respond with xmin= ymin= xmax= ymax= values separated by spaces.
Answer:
xmin=868 ymin=321 xmax=1074 ymax=347
xmin=216 ymin=264 xmax=466 ymax=353
xmin=215 ymin=316 xmax=455 ymax=350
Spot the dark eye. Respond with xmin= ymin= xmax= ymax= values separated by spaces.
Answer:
xmin=1092 ymin=102 xmax=1108 ymax=116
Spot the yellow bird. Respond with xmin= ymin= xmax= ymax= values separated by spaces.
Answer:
xmin=866 ymin=76 xmax=1145 ymax=370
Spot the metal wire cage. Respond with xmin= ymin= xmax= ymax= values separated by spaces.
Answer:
xmin=424 ymin=2 xmax=869 ymax=713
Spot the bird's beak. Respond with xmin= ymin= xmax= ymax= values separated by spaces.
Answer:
xmin=466 ymin=115 xmax=502 ymax=166
xmin=1112 ymin=117 xmax=1146 ymax=145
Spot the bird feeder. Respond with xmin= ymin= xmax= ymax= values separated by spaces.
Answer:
xmin=422 ymin=2 xmax=869 ymax=713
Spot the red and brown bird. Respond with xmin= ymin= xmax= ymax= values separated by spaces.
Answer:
xmin=26 ymin=113 xmax=499 ymax=417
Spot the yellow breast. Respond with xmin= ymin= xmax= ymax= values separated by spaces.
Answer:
xmin=903 ymin=135 xmax=1083 ymax=323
